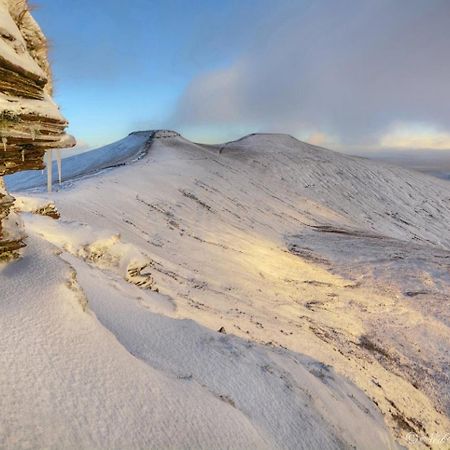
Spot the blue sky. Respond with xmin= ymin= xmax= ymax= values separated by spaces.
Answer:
xmin=35 ymin=0 xmax=450 ymax=152
xmin=35 ymin=0 xmax=282 ymax=148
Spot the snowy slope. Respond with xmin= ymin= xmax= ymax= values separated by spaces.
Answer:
xmin=5 ymin=131 xmax=159 ymax=191
xmin=0 ymin=227 xmax=397 ymax=450
xmin=4 ymin=131 xmax=450 ymax=448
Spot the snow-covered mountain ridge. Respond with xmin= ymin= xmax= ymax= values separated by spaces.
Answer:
xmin=3 ymin=131 xmax=450 ymax=449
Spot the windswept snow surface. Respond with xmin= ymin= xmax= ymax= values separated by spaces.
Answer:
xmin=4 ymin=131 xmax=450 ymax=449
xmin=0 ymin=227 xmax=396 ymax=450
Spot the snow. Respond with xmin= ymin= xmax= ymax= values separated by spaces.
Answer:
xmin=0 ymin=237 xmax=267 ymax=449
xmin=3 ymin=130 xmax=450 ymax=448
xmin=0 ymin=231 xmax=396 ymax=450
xmin=0 ymin=0 xmax=46 ymax=81
xmin=6 ymin=131 xmax=153 ymax=191
xmin=0 ymin=91 xmax=68 ymax=125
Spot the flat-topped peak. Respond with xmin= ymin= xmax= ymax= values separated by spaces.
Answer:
xmin=222 ymin=132 xmax=299 ymax=146
xmin=129 ymin=130 xmax=181 ymax=139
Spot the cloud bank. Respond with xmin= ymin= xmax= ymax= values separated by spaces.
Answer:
xmin=171 ymin=0 xmax=450 ymax=150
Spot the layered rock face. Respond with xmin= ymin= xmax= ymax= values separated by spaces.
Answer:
xmin=0 ymin=0 xmax=74 ymax=259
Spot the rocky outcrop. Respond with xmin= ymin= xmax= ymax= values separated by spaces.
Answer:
xmin=0 ymin=176 xmax=23 ymax=258
xmin=0 ymin=0 xmax=74 ymax=259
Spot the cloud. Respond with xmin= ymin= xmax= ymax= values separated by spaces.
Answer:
xmin=307 ymin=132 xmax=335 ymax=147
xmin=171 ymin=0 xmax=450 ymax=150
xmin=380 ymin=123 xmax=450 ymax=150
xmin=175 ymin=65 xmax=244 ymax=124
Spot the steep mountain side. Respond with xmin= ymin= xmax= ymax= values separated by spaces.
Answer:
xmin=6 ymin=130 xmax=179 ymax=190
xmin=6 ymin=131 xmax=450 ymax=447
xmin=0 ymin=0 xmax=74 ymax=259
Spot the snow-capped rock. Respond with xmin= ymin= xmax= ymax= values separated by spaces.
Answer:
xmin=0 ymin=0 xmax=74 ymax=258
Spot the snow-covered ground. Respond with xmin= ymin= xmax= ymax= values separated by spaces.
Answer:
xmin=3 ymin=131 xmax=450 ymax=449
xmin=6 ymin=131 xmax=155 ymax=191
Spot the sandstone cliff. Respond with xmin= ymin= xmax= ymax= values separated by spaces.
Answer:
xmin=0 ymin=0 xmax=74 ymax=259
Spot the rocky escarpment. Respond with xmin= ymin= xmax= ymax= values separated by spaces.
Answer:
xmin=0 ymin=0 xmax=74 ymax=259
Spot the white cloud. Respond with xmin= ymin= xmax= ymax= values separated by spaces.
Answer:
xmin=380 ymin=123 xmax=450 ymax=150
